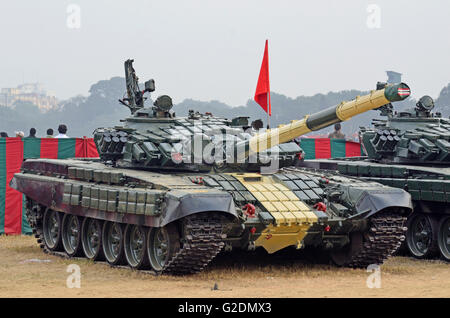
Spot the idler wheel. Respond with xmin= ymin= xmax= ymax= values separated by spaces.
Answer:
xmin=437 ymin=216 xmax=450 ymax=262
xmin=406 ymin=212 xmax=438 ymax=259
xmin=147 ymin=223 xmax=180 ymax=273
xmin=102 ymin=221 xmax=125 ymax=265
xmin=62 ymin=214 xmax=83 ymax=257
xmin=81 ymin=218 xmax=104 ymax=261
xmin=42 ymin=209 xmax=63 ymax=251
xmin=124 ymin=224 xmax=149 ymax=269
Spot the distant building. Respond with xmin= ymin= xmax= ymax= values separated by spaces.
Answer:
xmin=386 ymin=71 xmax=402 ymax=84
xmin=0 ymin=83 xmax=58 ymax=111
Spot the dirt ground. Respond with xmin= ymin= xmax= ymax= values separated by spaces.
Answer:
xmin=0 ymin=235 xmax=449 ymax=298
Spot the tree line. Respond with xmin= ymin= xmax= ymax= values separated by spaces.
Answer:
xmin=1 ymin=77 xmax=449 ymax=138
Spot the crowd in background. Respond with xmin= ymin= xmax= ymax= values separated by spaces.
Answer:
xmin=0 ymin=124 xmax=69 ymax=139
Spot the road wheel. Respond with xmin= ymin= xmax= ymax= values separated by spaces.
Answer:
xmin=124 ymin=224 xmax=149 ymax=269
xmin=62 ymin=214 xmax=83 ymax=257
xmin=437 ymin=216 xmax=450 ymax=262
xmin=42 ymin=209 xmax=63 ymax=251
xmin=102 ymin=221 xmax=125 ymax=265
xmin=81 ymin=218 xmax=104 ymax=261
xmin=330 ymin=232 xmax=363 ymax=266
xmin=406 ymin=213 xmax=438 ymax=259
xmin=147 ymin=223 xmax=180 ymax=273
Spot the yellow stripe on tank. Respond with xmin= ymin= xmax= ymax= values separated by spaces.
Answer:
xmin=230 ymin=173 xmax=319 ymax=254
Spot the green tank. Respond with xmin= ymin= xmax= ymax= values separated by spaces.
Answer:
xmin=301 ymin=82 xmax=450 ymax=261
xmin=11 ymin=60 xmax=413 ymax=274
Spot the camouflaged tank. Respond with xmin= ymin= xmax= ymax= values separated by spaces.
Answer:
xmin=11 ymin=60 xmax=413 ymax=274
xmin=301 ymin=87 xmax=450 ymax=261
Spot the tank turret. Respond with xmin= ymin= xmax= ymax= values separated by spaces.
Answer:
xmin=360 ymin=88 xmax=450 ymax=163
xmin=95 ymin=60 xmax=411 ymax=172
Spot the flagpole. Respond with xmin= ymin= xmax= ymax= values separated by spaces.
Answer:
xmin=267 ymin=92 xmax=270 ymax=129
xmin=267 ymin=39 xmax=271 ymax=130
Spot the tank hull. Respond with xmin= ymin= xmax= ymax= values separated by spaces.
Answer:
xmin=12 ymin=158 xmax=412 ymax=274
xmin=300 ymin=158 xmax=450 ymax=261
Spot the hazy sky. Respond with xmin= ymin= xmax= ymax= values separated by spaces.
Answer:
xmin=0 ymin=0 xmax=449 ymax=105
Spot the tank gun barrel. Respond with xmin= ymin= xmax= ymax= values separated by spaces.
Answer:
xmin=242 ymin=82 xmax=410 ymax=157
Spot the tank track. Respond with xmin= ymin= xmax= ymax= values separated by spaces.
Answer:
xmin=164 ymin=213 xmax=225 ymax=275
xmin=26 ymin=201 xmax=47 ymax=252
xmin=26 ymin=200 xmax=225 ymax=275
xmin=348 ymin=210 xmax=407 ymax=268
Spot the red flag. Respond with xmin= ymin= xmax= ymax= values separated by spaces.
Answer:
xmin=254 ymin=40 xmax=271 ymax=116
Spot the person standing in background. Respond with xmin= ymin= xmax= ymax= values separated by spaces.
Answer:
xmin=46 ymin=128 xmax=54 ymax=138
xmin=0 ymin=132 xmax=8 ymax=137
xmin=328 ymin=123 xmax=345 ymax=139
xmin=15 ymin=131 xmax=24 ymax=138
xmin=55 ymin=124 xmax=69 ymax=138
xmin=27 ymin=128 xmax=37 ymax=138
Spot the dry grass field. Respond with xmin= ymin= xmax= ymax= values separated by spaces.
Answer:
xmin=0 ymin=235 xmax=449 ymax=298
